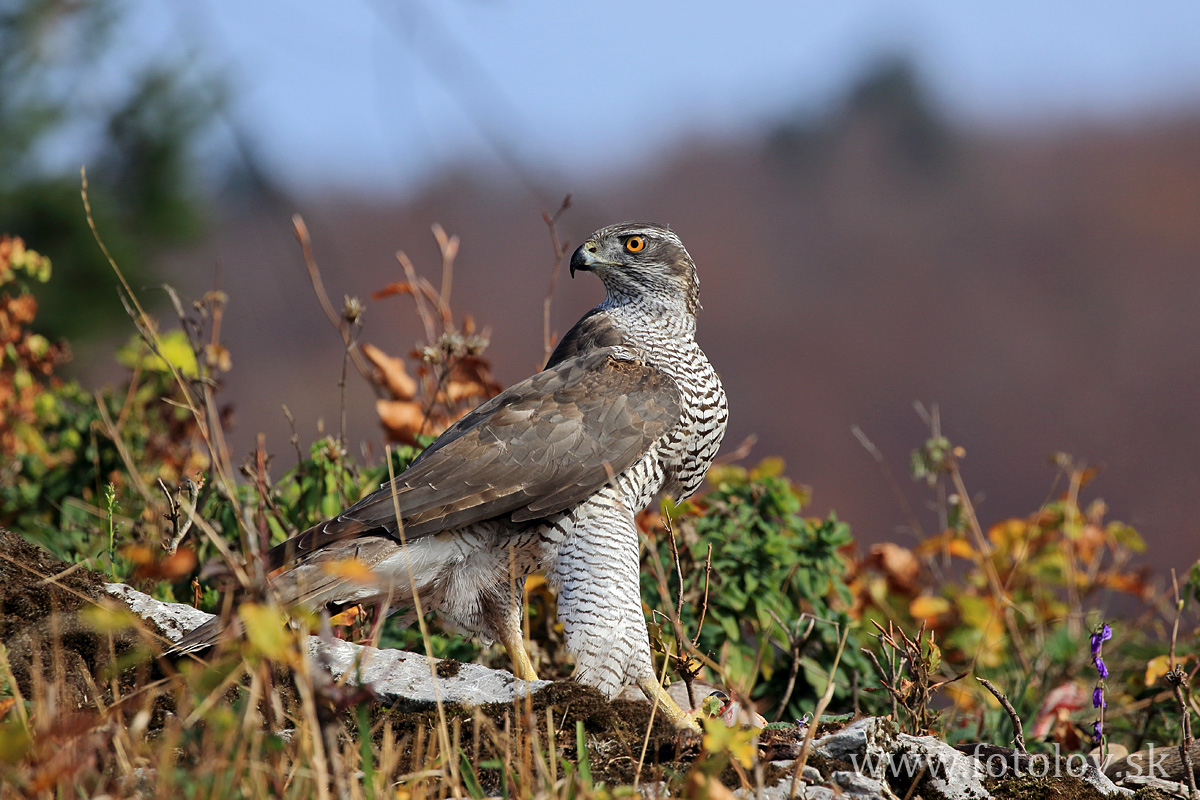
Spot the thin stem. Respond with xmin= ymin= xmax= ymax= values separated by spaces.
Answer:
xmin=292 ymin=214 xmax=379 ymax=393
xmin=977 ymin=677 xmax=1026 ymax=753
xmin=541 ymin=195 xmax=572 ymax=365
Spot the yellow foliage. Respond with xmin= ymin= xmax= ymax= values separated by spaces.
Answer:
xmin=237 ymin=603 xmax=293 ymax=662
xmin=1144 ymin=655 xmax=1171 ymax=687
xmin=909 ymin=595 xmax=951 ymax=622
xmin=80 ymin=603 xmax=139 ymax=634
xmin=117 ymin=330 xmax=200 ymax=378
xmin=701 ymin=716 xmax=757 ymax=769
xmin=987 ymin=518 xmax=1029 ymax=550
xmin=749 ymin=456 xmax=785 ymax=480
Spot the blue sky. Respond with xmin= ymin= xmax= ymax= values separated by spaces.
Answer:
xmin=113 ymin=0 xmax=1200 ymax=195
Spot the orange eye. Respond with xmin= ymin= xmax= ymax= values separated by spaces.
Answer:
xmin=625 ymin=236 xmax=645 ymax=253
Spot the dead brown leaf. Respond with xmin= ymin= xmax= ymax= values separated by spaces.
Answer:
xmin=363 ymin=343 xmax=418 ymax=400
xmin=867 ymin=542 xmax=921 ymax=594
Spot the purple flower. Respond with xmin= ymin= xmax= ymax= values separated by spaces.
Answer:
xmin=1090 ymin=624 xmax=1113 ymax=658
xmin=1093 ymin=720 xmax=1104 ymax=742
xmin=1093 ymin=655 xmax=1108 ymax=679
xmin=1093 ymin=687 xmax=1106 ymax=709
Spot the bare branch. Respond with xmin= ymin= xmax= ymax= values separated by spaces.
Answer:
xmin=432 ymin=222 xmax=459 ymax=319
xmin=977 ymin=677 xmax=1027 ymax=754
xmin=292 ymin=214 xmax=379 ymax=394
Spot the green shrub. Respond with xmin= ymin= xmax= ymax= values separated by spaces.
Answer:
xmin=642 ymin=458 xmax=874 ymax=721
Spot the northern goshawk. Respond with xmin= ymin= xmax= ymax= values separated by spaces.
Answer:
xmin=177 ymin=222 xmax=728 ymax=728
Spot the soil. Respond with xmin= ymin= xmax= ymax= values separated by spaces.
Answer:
xmin=0 ymin=528 xmax=166 ymax=713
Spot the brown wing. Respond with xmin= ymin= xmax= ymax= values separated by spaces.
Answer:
xmin=268 ymin=347 xmax=681 ymax=570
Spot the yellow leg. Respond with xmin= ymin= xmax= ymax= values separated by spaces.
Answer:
xmin=498 ymin=622 xmax=539 ymax=681
xmin=639 ymin=676 xmax=701 ymax=733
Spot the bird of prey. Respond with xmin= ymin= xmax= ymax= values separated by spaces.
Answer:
xmin=176 ymin=222 xmax=728 ymax=729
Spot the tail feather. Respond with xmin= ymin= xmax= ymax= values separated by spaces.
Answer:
xmin=169 ymin=614 xmax=241 ymax=655
xmin=167 ymin=531 xmax=442 ymax=657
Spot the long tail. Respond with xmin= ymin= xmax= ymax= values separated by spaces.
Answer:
xmin=165 ymin=519 xmax=327 ymax=656
xmin=167 ymin=526 xmax=437 ymax=657
xmin=169 ymin=613 xmax=240 ymax=655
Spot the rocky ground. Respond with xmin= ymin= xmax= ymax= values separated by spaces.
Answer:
xmin=1 ymin=529 xmax=1189 ymax=798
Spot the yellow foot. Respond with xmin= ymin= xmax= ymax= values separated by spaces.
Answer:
xmin=511 ymin=642 xmax=539 ymax=681
xmin=639 ymin=677 xmax=702 ymax=733
xmin=500 ymin=629 xmax=540 ymax=681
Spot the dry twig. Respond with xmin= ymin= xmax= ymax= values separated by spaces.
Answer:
xmin=292 ymin=214 xmax=379 ymax=394
xmin=1169 ymin=569 xmax=1200 ymax=799
xmin=541 ymin=195 xmax=572 ymax=365
xmin=977 ymin=677 xmax=1027 ymax=754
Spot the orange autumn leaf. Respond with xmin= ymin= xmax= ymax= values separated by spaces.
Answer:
xmin=1074 ymin=523 xmax=1106 ymax=562
xmin=371 ymin=281 xmax=417 ymax=300
xmin=943 ymin=537 xmax=977 ymax=559
xmin=450 ymin=355 xmax=503 ymax=397
xmin=329 ymin=605 xmax=366 ymax=627
xmin=321 ymin=559 xmax=378 ymax=585
xmin=363 ymin=342 xmax=417 ymax=400
xmin=443 ymin=378 xmax=488 ymax=404
xmin=376 ymin=398 xmax=429 ymax=441
xmin=914 ymin=531 xmax=977 ymax=560
xmin=131 ymin=547 xmax=198 ymax=581
xmin=909 ymin=595 xmax=951 ymax=622
xmin=1104 ymin=571 xmax=1148 ymax=596
xmin=119 ymin=544 xmax=156 ymax=565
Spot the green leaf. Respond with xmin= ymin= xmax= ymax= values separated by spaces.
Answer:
xmin=459 ymin=752 xmax=485 ymax=800
xmin=575 ymin=720 xmax=592 ymax=788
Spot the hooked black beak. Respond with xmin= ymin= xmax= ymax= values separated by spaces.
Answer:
xmin=570 ymin=241 xmax=597 ymax=278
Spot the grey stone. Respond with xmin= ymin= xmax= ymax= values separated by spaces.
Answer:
xmin=832 ymin=771 xmax=896 ymax=797
xmin=105 ymin=583 xmax=550 ymax=707
xmin=636 ymin=780 xmax=668 ymax=798
xmin=106 ymin=582 xmax=212 ymax=642
xmin=811 ymin=719 xmax=868 ymax=761
xmin=893 ymin=734 xmax=990 ymax=800
xmin=801 ymin=786 xmax=840 ymax=800
xmin=310 ymin=636 xmax=549 ymax=707
xmin=763 ymin=761 xmax=821 ymax=785
xmin=1063 ymin=755 xmax=1132 ymax=797
xmin=737 ymin=778 xmax=838 ymax=800
xmin=812 ymin=717 xmax=896 ymax=769
xmin=806 ymin=718 xmax=996 ymax=800
xmin=798 ymin=788 xmax=837 ymax=800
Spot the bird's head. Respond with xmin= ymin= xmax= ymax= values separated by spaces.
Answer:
xmin=570 ymin=222 xmax=699 ymax=316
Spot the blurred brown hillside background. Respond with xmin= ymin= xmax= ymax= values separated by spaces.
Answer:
xmin=97 ymin=65 xmax=1200 ymax=575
